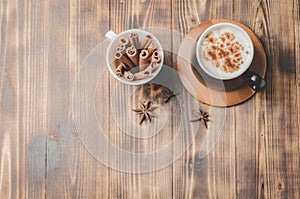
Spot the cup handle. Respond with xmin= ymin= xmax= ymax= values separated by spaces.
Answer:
xmin=243 ymin=70 xmax=266 ymax=92
xmin=105 ymin=31 xmax=117 ymax=42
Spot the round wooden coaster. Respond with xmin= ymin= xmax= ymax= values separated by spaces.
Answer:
xmin=176 ymin=19 xmax=267 ymax=107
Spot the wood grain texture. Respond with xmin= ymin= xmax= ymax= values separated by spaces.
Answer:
xmin=296 ymin=0 xmax=300 ymax=158
xmin=0 ymin=0 xmax=20 ymax=197
xmin=173 ymin=1 xmax=237 ymax=199
xmin=174 ymin=0 xmax=300 ymax=199
xmin=265 ymin=0 xmax=299 ymax=198
xmin=0 ymin=0 xmax=299 ymax=199
xmin=45 ymin=0 xmax=110 ymax=198
xmin=109 ymin=1 xmax=174 ymax=198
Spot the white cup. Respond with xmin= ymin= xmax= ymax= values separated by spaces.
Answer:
xmin=195 ymin=22 xmax=265 ymax=91
xmin=105 ymin=29 xmax=164 ymax=86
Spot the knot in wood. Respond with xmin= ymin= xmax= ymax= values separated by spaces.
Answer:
xmin=277 ymin=182 xmax=283 ymax=191
xmin=188 ymin=15 xmax=197 ymax=24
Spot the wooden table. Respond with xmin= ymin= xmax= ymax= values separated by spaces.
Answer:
xmin=0 ymin=0 xmax=299 ymax=198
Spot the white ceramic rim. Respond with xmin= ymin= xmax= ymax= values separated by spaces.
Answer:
xmin=106 ymin=29 xmax=164 ymax=86
xmin=196 ymin=22 xmax=254 ymax=80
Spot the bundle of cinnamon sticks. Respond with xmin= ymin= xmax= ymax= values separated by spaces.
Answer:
xmin=114 ymin=32 xmax=162 ymax=81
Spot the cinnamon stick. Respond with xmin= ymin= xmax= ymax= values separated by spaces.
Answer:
xmin=115 ymin=62 xmax=127 ymax=77
xmin=147 ymin=42 xmax=157 ymax=56
xmin=134 ymin=62 xmax=158 ymax=80
xmin=115 ymin=51 xmax=134 ymax=69
xmin=129 ymin=32 xmax=140 ymax=49
xmin=124 ymin=71 xmax=134 ymax=81
xmin=146 ymin=62 xmax=159 ymax=72
xmin=116 ymin=44 xmax=126 ymax=54
xmin=126 ymin=45 xmax=139 ymax=66
xmin=119 ymin=37 xmax=130 ymax=48
xmin=139 ymin=49 xmax=150 ymax=71
xmin=150 ymin=50 xmax=161 ymax=63
xmin=141 ymin=35 xmax=152 ymax=49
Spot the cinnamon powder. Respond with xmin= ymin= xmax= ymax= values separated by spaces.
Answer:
xmin=202 ymin=32 xmax=246 ymax=73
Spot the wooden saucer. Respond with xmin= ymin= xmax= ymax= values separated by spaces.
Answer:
xmin=176 ymin=19 xmax=267 ymax=107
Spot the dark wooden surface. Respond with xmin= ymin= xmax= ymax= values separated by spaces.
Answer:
xmin=0 ymin=0 xmax=299 ymax=198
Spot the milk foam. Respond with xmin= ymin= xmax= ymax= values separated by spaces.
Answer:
xmin=197 ymin=24 xmax=254 ymax=79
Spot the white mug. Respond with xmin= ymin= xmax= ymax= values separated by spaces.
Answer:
xmin=196 ymin=22 xmax=265 ymax=91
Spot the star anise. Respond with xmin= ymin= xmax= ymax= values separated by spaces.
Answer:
xmin=190 ymin=109 xmax=210 ymax=129
xmin=132 ymin=100 xmax=157 ymax=124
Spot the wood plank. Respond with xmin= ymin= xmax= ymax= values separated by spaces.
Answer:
xmin=296 ymin=0 xmax=300 ymax=162
xmin=232 ymin=1 xmax=267 ymax=199
xmin=248 ymin=1 xmax=272 ymax=198
xmin=25 ymin=0 xmax=49 ymax=198
xmin=45 ymin=0 xmax=78 ymax=197
xmin=172 ymin=1 xmax=199 ymax=198
xmin=17 ymin=0 xmax=29 ymax=197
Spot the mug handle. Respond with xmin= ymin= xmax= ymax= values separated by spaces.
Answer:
xmin=105 ymin=31 xmax=117 ymax=42
xmin=243 ymin=70 xmax=266 ymax=92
